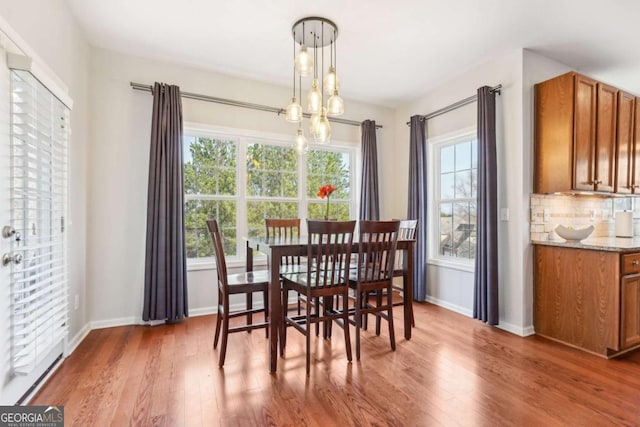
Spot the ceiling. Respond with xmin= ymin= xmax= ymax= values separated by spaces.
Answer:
xmin=66 ymin=0 xmax=640 ymax=107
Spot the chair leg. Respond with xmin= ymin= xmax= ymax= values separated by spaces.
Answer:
xmin=246 ymin=293 xmax=253 ymax=332
xmin=213 ymin=304 xmax=222 ymax=349
xmin=362 ymin=291 xmax=369 ymax=330
xmin=263 ymin=289 xmax=269 ymax=338
xmin=375 ymin=291 xmax=383 ymax=336
xmin=219 ymin=308 xmax=230 ymax=367
xmin=314 ymin=297 xmax=320 ymax=336
xmin=355 ymin=291 xmax=362 ymax=361
xmin=280 ymin=288 xmax=288 ymax=356
xmin=306 ymin=308 xmax=311 ymax=375
xmin=387 ymin=286 xmax=396 ymax=351
xmin=343 ymin=290 xmax=352 ymax=362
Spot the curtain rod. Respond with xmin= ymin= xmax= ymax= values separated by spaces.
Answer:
xmin=130 ymin=82 xmax=383 ymax=129
xmin=405 ymin=84 xmax=502 ymax=126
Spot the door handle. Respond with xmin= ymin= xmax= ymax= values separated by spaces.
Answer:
xmin=2 ymin=226 xmax=20 ymax=243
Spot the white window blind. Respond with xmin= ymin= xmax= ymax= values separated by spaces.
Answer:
xmin=9 ymin=69 xmax=69 ymax=375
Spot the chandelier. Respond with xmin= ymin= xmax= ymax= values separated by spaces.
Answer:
xmin=285 ymin=17 xmax=344 ymax=152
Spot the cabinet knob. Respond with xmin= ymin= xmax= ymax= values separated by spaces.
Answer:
xmin=594 ymin=180 xmax=603 ymax=185
xmin=631 ymin=260 xmax=639 ymax=266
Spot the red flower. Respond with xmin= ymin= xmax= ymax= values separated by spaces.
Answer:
xmin=317 ymin=184 xmax=336 ymax=199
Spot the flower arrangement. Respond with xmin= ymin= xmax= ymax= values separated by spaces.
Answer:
xmin=317 ymin=184 xmax=336 ymax=220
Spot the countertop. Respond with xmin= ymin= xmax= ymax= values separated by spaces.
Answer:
xmin=531 ymin=236 xmax=640 ymax=252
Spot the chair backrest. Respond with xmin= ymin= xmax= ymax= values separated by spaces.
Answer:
xmin=356 ymin=220 xmax=400 ymax=283
xmin=265 ymin=218 xmax=301 ymax=267
xmin=306 ymin=220 xmax=356 ymax=289
xmin=206 ymin=219 xmax=228 ymax=287
xmin=265 ymin=218 xmax=300 ymax=239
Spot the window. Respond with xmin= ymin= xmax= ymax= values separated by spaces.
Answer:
xmin=183 ymin=125 xmax=357 ymax=266
xmin=429 ymin=129 xmax=477 ymax=268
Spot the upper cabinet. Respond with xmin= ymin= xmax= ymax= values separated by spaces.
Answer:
xmin=535 ymin=72 xmax=629 ymax=194
xmin=616 ymin=91 xmax=636 ymax=194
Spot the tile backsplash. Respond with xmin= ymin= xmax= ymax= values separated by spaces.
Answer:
xmin=530 ymin=194 xmax=616 ymax=241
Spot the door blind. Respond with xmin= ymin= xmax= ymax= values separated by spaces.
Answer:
xmin=9 ymin=69 xmax=69 ymax=375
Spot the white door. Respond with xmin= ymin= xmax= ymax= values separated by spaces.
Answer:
xmin=0 ymin=58 xmax=69 ymax=404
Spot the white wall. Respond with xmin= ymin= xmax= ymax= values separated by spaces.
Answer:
xmin=87 ymin=47 xmax=396 ymax=326
xmin=392 ymin=49 xmax=528 ymax=334
xmin=0 ymin=0 xmax=90 ymax=403
xmin=389 ymin=49 xmax=574 ymax=335
xmin=521 ymin=49 xmax=572 ymax=327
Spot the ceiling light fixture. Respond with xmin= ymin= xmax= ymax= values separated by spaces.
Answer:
xmin=286 ymin=17 xmax=343 ymax=152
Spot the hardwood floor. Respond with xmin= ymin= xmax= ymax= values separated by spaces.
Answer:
xmin=32 ymin=303 xmax=640 ymax=426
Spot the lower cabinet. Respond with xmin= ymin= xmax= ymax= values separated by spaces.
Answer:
xmin=621 ymin=274 xmax=640 ymax=349
xmin=534 ymin=245 xmax=640 ymax=357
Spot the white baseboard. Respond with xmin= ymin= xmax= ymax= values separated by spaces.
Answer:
xmin=424 ymin=296 xmax=534 ymax=337
xmin=496 ymin=321 xmax=534 ymax=337
xmin=90 ymin=316 xmax=140 ymax=330
xmin=424 ymin=295 xmax=473 ymax=318
xmin=189 ymin=306 xmax=217 ymax=317
xmin=65 ymin=323 xmax=91 ymax=356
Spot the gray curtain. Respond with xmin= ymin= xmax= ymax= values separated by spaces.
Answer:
xmin=473 ymin=86 xmax=499 ymax=325
xmin=407 ymin=116 xmax=428 ymax=301
xmin=143 ymin=82 xmax=188 ymax=322
xmin=359 ymin=120 xmax=379 ymax=220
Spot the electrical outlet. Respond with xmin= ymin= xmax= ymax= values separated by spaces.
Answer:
xmin=500 ymin=208 xmax=510 ymax=221
xmin=543 ymin=208 xmax=550 ymax=223
xmin=74 ymin=294 xmax=79 ymax=310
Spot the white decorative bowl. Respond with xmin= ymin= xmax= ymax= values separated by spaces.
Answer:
xmin=554 ymin=224 xmax=594 ymax=242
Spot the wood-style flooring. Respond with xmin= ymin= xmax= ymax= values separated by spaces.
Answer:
xmin=32 ymin=303 xmax=640 ymax=426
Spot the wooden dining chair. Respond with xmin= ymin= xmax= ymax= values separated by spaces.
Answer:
xmin=280 ymin=220 xmax=356 ymax=374
xmin=265 ymin=218 xmax=302 ymax=273
xmin=392 ymin=219 xmax=417 ymax=328
xmin=348 ymin=220 xmax=400 ymax=360
xmin=207 ymin=219 xmax=270 ymax=367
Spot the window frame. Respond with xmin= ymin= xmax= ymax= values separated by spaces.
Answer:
xmin=427 ymin=127 xmax=477 ymax=273
xmin=184 ymin=122 xmax=360 ymax=270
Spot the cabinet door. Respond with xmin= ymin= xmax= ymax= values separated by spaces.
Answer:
xmin=615 ymin=91 xmax=635 ymax=193
xmin=621 ymin=274 xmax=640 ymax=349
xmin=573 ymin=75 xmax=597 ymax=191
xmin=594 ymin=83 xmax=618 ymax=192
xmin=633 ymin=98 xmax=640 ymax=192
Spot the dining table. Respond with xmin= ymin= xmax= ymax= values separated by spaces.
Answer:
xmin=245 ymin=234 xmax=416 ymax=373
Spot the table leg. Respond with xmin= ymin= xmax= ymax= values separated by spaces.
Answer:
xmin=404 ymin=243 xmax=414 ymax=340
xmin=269 ymin=250 xmax=282 ymax=373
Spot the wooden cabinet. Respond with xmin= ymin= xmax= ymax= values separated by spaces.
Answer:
xmin=535 ymin=72 xmax=620 ymax=193
xmin=615 ymin=92 xmax=636 ymax=193
xmin=621 ymin=274 xmax=640 ymax=349
xmin=534 ymin=245 xmax=640 ymax=357
xmin=633 ymin=98 xmax=640 ymax=192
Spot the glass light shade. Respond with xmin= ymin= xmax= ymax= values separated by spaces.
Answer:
xmin=309 ymin=112 xmax=320 ymax=136
xmin=314 ymin=110 xmax=331 ymax=144
xmin=327 ymin=91 xmax=344 ymax=116
xmin=285 ymin=97 xmax=302 ymax=122
xmin=307 ymin=79 xmax=322 ymax=114
xmin=294 ymin=128 xmax=308 ymax=153
xmin=295 ymin=45 xmax=313 ymax=76
xmin=323 ymin=66 xmax=339 ymax=95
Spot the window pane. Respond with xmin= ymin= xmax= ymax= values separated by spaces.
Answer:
xmin=184 ymin=136 xmax=237 ymax=195
xmin=455 ymin=170 xmax=472 ymax=199
xmin=246 ymin=201 xmax=298 ymax=237
xmin=441 ymin=145 xmax=455 ymax=174
xmin=247 ymin=143 xmax=298 ymax=197
xmin=185 ymin=199 xmax=237 ymax=257
xmin=308 ymin=201 xmax=350 ymax=220
xmin=471 ymin=139 xmax=478 ymax=168
xmin=439 ymin=203 xmax=453 ymax=256
xmin=456 ymin=141 xmax=471 ymax=171
xmin=306 ymin=149 xmax=350 ymax=200
xmin=440 ymin=172 xmax=455 ymax=200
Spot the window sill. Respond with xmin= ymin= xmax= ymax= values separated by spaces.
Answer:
xmin=427 ymin=257 xmax=475 ymax=273
xmin=187 ymin=255 xmax=268 ymax=272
